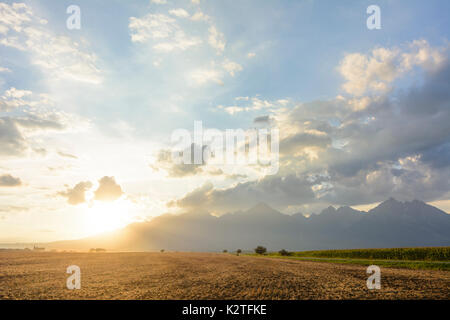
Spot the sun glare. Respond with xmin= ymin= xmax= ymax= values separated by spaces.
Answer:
xmin=84 ymin=200 xmax=134 ymax=236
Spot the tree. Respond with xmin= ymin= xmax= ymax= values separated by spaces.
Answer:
xmin=254 ymin=246 xmax=267 ymax=255
xmin=279 ymin=249 xmax=291 ymax=256
xmin=236 ymin=249 xmax=242 ymax=256
xmin=223 ymin=249 xmax=228 ymax=253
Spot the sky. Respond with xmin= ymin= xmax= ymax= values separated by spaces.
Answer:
xmin=1 ymin=0 xmax=450 ymax=242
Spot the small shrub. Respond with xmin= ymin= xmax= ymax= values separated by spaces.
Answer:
xmin=223 ymin=249 xmax=228 ymax=253
xmin=279 ymin=249 xmax=292 ymax=256
xmin=254 ymin=246 xmax=267 ymax=255
xmin=160 ymin=249 xmax=165 ymax=253
xmin=236 ymin=249 xmax=242 ymax=256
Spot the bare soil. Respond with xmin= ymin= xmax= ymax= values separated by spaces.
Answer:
xmin=0 ymin=251 xmax=448 ymax=299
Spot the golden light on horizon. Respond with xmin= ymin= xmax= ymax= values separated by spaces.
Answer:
xmin=84 ymin=200 xmax=134 ymax=236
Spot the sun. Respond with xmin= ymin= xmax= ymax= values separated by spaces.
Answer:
xmin=84 ymin=200 xmax=134 ymax=235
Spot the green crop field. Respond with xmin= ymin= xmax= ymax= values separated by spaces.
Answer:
xmin=248 ymin=247 xmax=450 ymax=271
xmin=286 ymin=247 xmax=450 ymax=261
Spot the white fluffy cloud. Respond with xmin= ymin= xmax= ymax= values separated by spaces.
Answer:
xmin=169 ymin=8 xmax=190 ymax=18
xmin=339 ymin=40 xmax=447 ymax=96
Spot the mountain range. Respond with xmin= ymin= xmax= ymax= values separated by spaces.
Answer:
xmin=46 ymin=198 xmax=450 ymax=252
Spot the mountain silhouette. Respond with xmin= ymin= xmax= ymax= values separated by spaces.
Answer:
xmin=49 ymin=198 xmax=450 ymax=251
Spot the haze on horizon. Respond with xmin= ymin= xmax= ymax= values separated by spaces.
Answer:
xmin=1 ymin=0 xmax=450 ymax=243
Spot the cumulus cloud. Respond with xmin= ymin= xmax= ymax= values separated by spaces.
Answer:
xmin=339 ymin=40 xmax=447 ymax=96
xmin=59 ymin=181 xmax=93 ymax=205
xmin=169 ymin=174 xmax=317 ymax=214
xmin=0 ymin=174 xmax=22 ymax=187
xmin=151 ymin=144 xmax=207 ymax=177
xmin=94 ymin=176 xmax=124 ymax=202
xmin=170 ymin=40 xmax=450 ymax=211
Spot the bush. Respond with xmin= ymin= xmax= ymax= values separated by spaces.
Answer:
xmin=254 ymin=246 xmax=267 ymax=255
xmin=279 ymin=249 xmax=292 ymax=256
xmin=160 ymin=249 xmax=165 ymax=253
xmin=236 ymin=249 xmax=242 ymax=256
xmin=223 ymin=249 xmax=228 ymax=253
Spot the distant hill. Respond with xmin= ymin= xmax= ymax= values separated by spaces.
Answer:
xmin=47 ymin=198 xmax=450 ymax=251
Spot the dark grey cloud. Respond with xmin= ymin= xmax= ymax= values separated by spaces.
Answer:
xmin=170 ymin=48 xmax=450 ymax=211
xmin=170 ymin=174 xmax=317 ymax=213
xmin=0 ymin=174 xmax=22 ymax=187
xmin=0 ymin=117 xmax=27 ymax=156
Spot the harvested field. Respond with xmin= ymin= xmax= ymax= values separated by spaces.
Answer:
xmin=0 ymin=251 xmax=449 ymax=300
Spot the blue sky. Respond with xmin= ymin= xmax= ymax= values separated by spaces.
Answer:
xmin=1 ymin=0 xmax=450 ymax=242
xmin=4 ymin=0 xmax=450 ymax=133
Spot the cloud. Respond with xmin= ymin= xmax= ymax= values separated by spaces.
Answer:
xmin=253 ymin=115 xmax=271 ymax=124
xmin=0 ymin=117 xmax=27 ymax=156
xmin=0 ymin=205 xmax=28 ymax=213
xmin=0 ymin=3 xmax=102 ymax=84
xmin=169 ymin=8 xmax=190 ymax=18
xmin=151 ymin=145 xmax=206 ymax=178
xmin=222 ymin=59 xmax=242 ymax=76
xmin=59 ymin=181 xmax=93 ymax=205
xmin=208 ymin=26 xmax=225 ymax=54
xmin=94 ymin=176 xmax=124 ymax=202
xmin=171 ymin=40 xmax=450 ymax=211
xmin=129 ymin=13 xmax=202 ymax=52
xmin=0 ymin=87 xmax=35 ymax=112
xmin=0 ymin=87 xmax=88 ymax=158
xmin=57 ymin=151 xmax=78 ymax=159
xmin=170 ymin=174 xmax=317 ymax=214
xmin=217 ymin=96 xmax=285 ymax=115
xmin=151 ymin=0 xmax=167 ymax=4
xmin=247 ymin=52 xmax=256 ymax=58
xmin=339 ymin=40 xmax=447 ymax=96
xmin=191 ymin=11 xmax=210 ymax=22
xmin=0 ymin=174 xmax=22 ymax=187
xmin=189 ymin=67 xmax=224 ymax=86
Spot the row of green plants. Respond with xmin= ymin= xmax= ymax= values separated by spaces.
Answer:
xmin=239 ymin=246 xmax=450 ymax=261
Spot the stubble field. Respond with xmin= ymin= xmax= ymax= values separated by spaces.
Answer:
xmin=0 ymin=251 xmax=449 ymax=300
